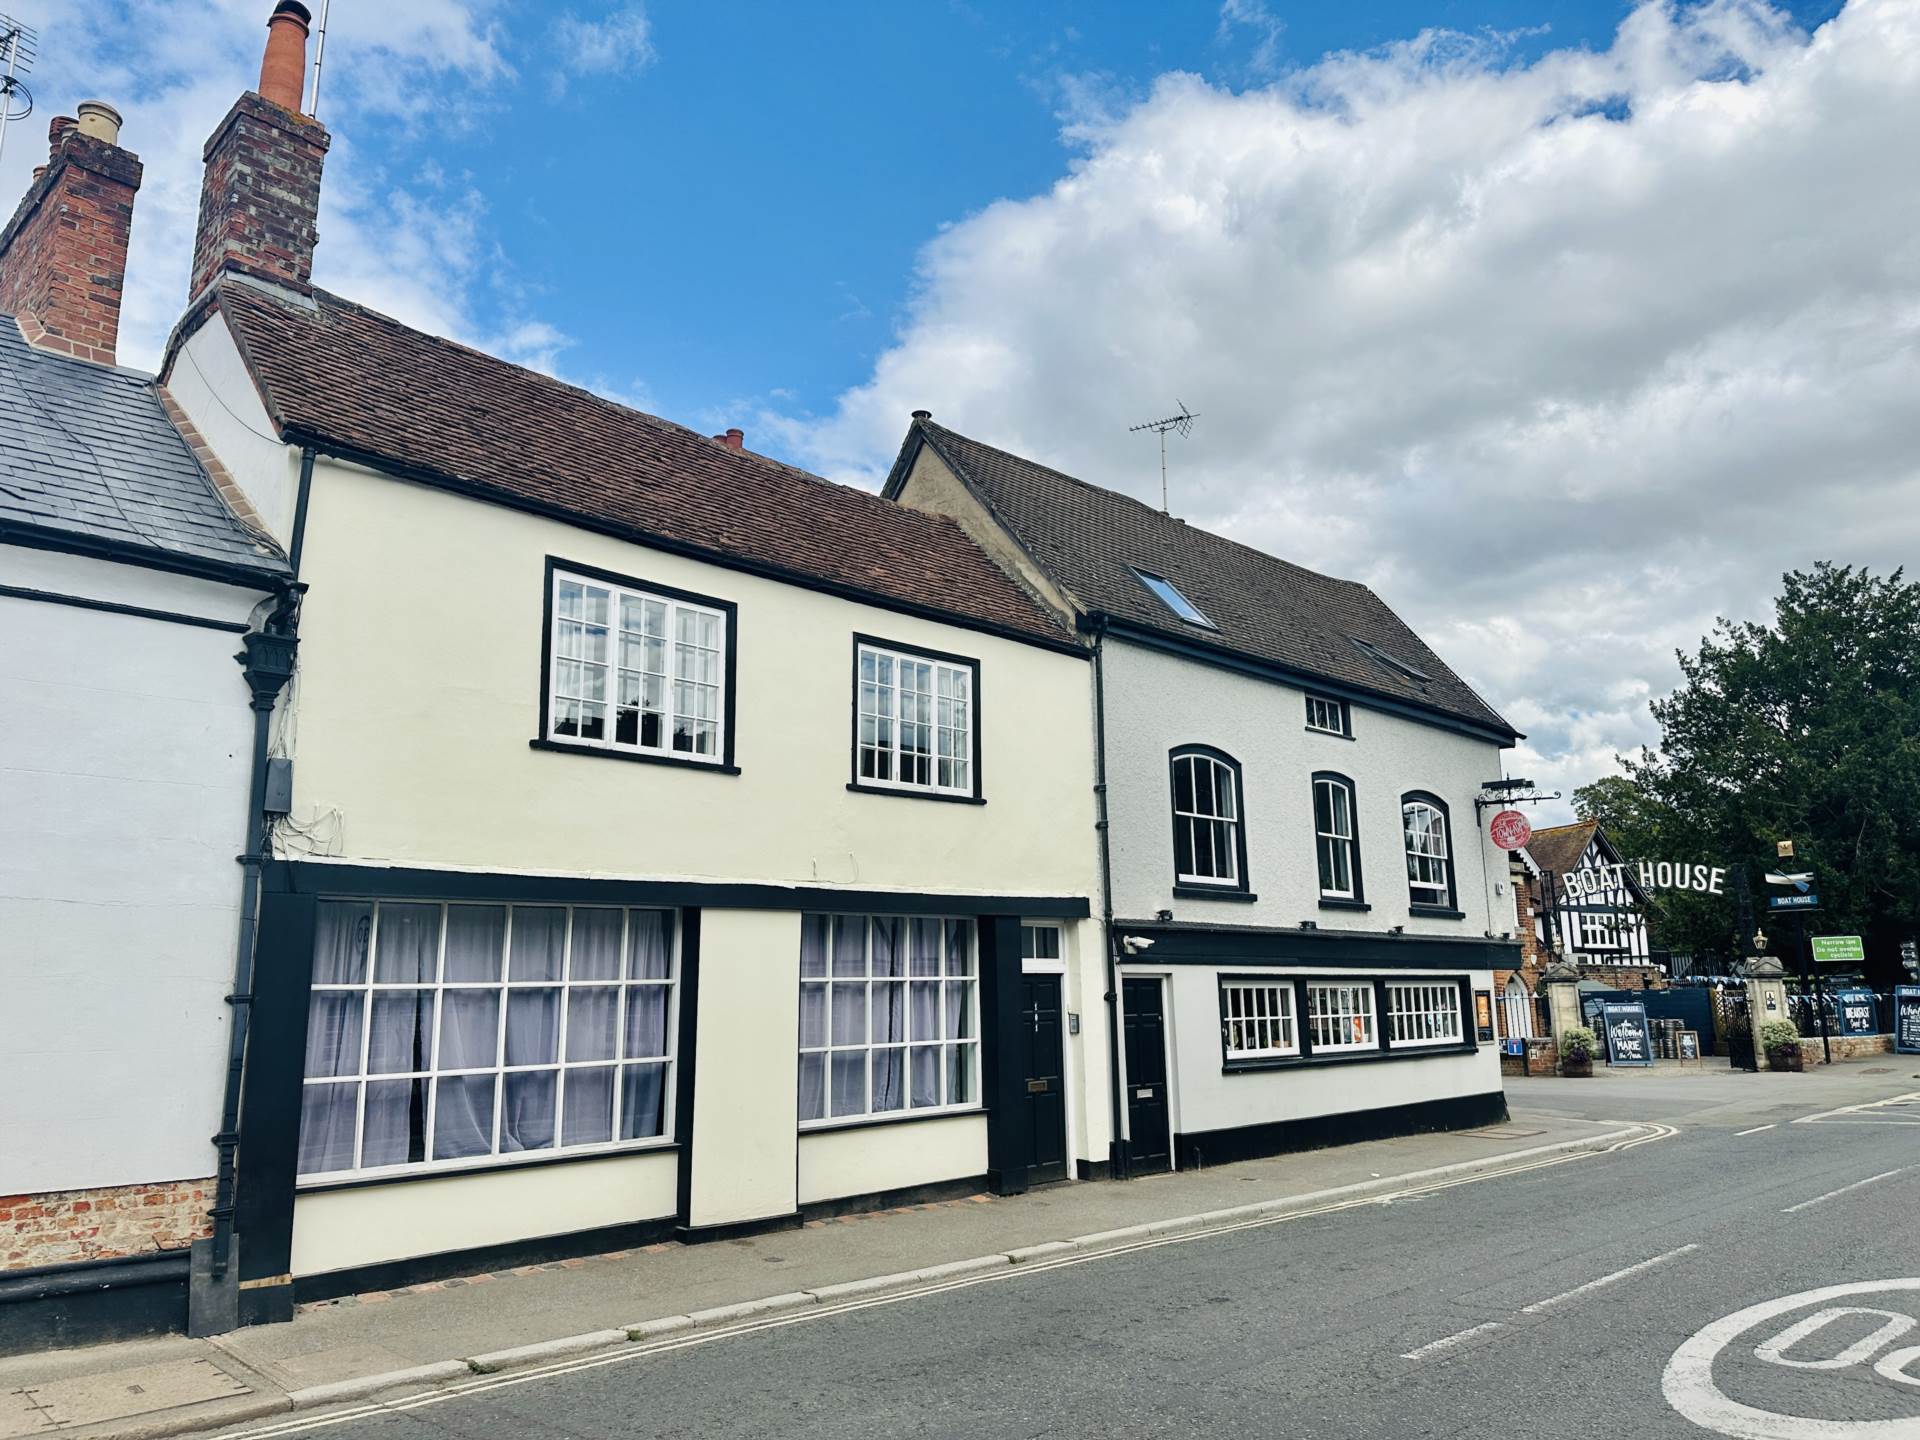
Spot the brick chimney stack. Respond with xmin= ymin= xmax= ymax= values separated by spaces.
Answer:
xmin=188 ymin=2 xmax=331 ymax=305
xmin=0 ymin=103 xmax=143 ymax=365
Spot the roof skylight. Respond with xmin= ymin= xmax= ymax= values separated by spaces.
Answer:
xmin=1132 ymin=568 xmax=1214 ymax=629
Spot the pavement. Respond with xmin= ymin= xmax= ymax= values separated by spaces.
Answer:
xmin=5 ymin=1056 xmax=1917 ymax=1440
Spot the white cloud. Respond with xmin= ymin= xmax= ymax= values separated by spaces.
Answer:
xmin=549 ymin=5 xmax=655 ymax=94
xmin=778 ymin=0 xmax=1920 ymax=822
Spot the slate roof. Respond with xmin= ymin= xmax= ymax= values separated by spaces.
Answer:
xmin=892 ymin=419 xmax=1518 ymax=740
xmin=206 ymin=283 xmax=1073 ymax=650
xmin=1524 ymin=821 xmax=1600 ymax=879
xmin=0 ymin=314 xmax=286 ymax=581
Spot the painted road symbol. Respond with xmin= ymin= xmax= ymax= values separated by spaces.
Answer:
xmin=1664 ymin=1279 xmax=1920 ymax=1437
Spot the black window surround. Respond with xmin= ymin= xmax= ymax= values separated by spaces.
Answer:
xmin=1312 ymin=770 xmax=1368 ymax=911
xmin=846 ymin=633 xmax=985 ymax=805
xmin=533 ymin=556 xmax=741 ymax=774
xmin=1217 ymin=973 xmax=1474 ymax=1074
xmin=1168 ymin=744 xmax=1252 ymax=898
xmin=1401 ymin=789 xmax=1463 ymax=917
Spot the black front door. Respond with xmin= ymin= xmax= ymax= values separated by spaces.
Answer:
xmin=1016 ymin=974 xmax=1069 ymax=1186
xmin=1122 ymin=977 xmax=1171 ymax=1174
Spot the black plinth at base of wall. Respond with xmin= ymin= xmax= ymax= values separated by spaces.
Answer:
xmin=1173 ymin=1089 xmax=1509 ymax=1171
xmin=0 ymin=1250 xmax=190 ymax=1356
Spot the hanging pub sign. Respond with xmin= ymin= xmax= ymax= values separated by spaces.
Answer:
xmin=1489 ymin=810 xmax=1532 ymax=851
xmin=1830 ymin=988 xmax=1879 ymax=1037
xmin=1896 ymin=988 xmax=1920 ymax=1055
xmin=1601 ymin=1002 xmax=1653 ymax=1067
xmin=1562 ymin=861 xmax=1726 ymax=900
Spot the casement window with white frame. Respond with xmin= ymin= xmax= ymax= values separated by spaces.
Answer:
xmin=1305 ymin=981 xmax=1376 ymax=1051
xmin=298 ymin=900 xmax=677 ymax=1181
xmin=1171 ymin=747 xmax=1244 ymax=888
xmin=1314 ymin=775 xmax=1359 ymax=900
xmin=1221 ymin=981 xmax=1298 ymax=1060
xmin=854 ymin=641 xmax=976 ymax=797
xmin=1402 ymin=797 xmax=1455 ymax=909
xmin=1305 ymin=694 xmax=1350 ymax=736
xmin=1575 ymin=910 xmax=1623 ymax=952
xmin=547 ymin=569 xmax=728 ymax=762
xmin=799 ymin=915 xmax=978 ymax=1124
xmin=1385 ymin=982 xmax=1464 ymax=1047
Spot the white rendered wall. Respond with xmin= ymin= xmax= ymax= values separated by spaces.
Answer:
xmin=1121 ymin=962 xmax=1503 ymax=1141
xmin=290 ymin=1150 xmax=676 ymax=1277
xmin=279 ymin=458 xmax=1101 ymax=907
xmin=686 ymin=909 xmax=802 ymax=1227
xmin=1101 ymin=639 xmax=1512 ymax=937
xmin=163 ymin=313 xmax=302 ymax=546
xmin=0 ymin=545 xmax=268 ymax=1192
xmin=797 ymin=1113 xmax=987 ymax=1206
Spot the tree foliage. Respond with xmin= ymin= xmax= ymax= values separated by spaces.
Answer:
xmin=1579 ymin=564 xmax=1920 ymax=985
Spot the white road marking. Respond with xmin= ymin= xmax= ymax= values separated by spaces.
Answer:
xmin=1791 ymin=1091 xmax=1920 ymax=1126
xmin=1665 ymin=1278 xmax=1920 ymax=1438
xmin=212 ymin=1124 xmax=1681 ymax=1440
xmin=1782 ymin=1167 xmax=1913 ymax=1214
xmin=1736 ymin=1124 xmax=1777 ymax=1136
xmin=1520 ymin=1244 xmax=1701 ymax=1314
xmin=1400 ymin=1321 xmax=1505 ymax=1361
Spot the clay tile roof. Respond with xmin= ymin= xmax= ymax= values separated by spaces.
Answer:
xmin=209 ymin=283 xmax=1073 ymax=650
xmin=0 ymin=312 xmax=286 ymax=581
xmin=1523 ymin=820 xmax=1599 ymax=878
xmin=895 ymin=419 xmax=1517 ymax=739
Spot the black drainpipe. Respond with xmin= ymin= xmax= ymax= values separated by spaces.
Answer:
xmin=195 ymin=448 xmax=312 ymax=1332
xmin=1089 ymin=616 xmax=1128 ymax=1180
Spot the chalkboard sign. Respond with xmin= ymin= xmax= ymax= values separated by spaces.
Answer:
xmin=1831 ymin=987 xmax=1878 ymax=1037
xmin=1677 ymin=1031 xmax=1700 ymax=1061
xmin=1602 ymin=1003 xmax=1654 ymax=1067
xmin=1896 ymin=987 xmax=1920 ymax=1055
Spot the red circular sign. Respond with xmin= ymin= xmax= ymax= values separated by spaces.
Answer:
xmin=1489 ymin=809 xmax=1532 ymax=851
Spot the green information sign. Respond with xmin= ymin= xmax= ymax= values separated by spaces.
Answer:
xmin=1811 ymin=935 xmax=1865 ymax=964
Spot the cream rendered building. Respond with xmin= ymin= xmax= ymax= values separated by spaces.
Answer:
xmin=156 ymin=23 xmax=1104 ymax=1325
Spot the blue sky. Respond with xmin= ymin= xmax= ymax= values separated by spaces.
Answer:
xmin=323 ymin=0 xmax=1845 ymax=423
xmin=14 ymin=1 xmax=1911 ymax=817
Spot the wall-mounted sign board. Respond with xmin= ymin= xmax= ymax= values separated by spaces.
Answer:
xmin=1601 ymin=1003 xmax=1653 ymax=1067
xmin=1768 ymin=893 xmax=1820 ymax=911
xmin=1474 ymin=990 xmax=1495 ymax=1042
xmin=1810 ymin=935 xmax=1864 ymax=964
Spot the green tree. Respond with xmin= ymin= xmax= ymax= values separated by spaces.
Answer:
xmin=1604 ymin=565 xmax=1920 ymax=985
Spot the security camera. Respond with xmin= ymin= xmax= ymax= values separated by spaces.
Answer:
xmin=1121 ymin=936 xmax=1156 ymax=956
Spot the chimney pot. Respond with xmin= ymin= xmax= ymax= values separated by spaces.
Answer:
xmin=48 ymin=116 xmax=76 ymax=152
xmin=911 ymin=409 xmax=932 ymax=421
xmin=719 ymin=428 xmax=745 ymax=451
xmin=259 ymin=1 xmax=313 ymax=113
xmin=74 ymin=101 xmax=124 ymax=146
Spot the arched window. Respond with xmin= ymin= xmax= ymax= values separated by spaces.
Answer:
xmin=1169 ymin=746 xmax=1248 ymax=893
xmin=1311 ymin=772 xmax=1364 ymax=904
xmin=1401 ymin=791 xmax=1458 ymax=911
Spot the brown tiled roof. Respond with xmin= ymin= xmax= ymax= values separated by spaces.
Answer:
xmin=205 ymin=282 xmax=1074 ymax=649
xmin=891 ymin=419 xmax=1517 ymax=739
xmin=1524 ymin=821 xmax=1600 ymax=879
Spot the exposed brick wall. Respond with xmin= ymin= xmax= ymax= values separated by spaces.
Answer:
xmin=190 ymin=92 xmax=330 ymax=303
xmin=1799 ymin=1034 xmax=1895 ymax=1066
xmin=1 ymin=1180 xmax=212 ymax=1271
xmin=0 ymin=124 xmax=143 ymax=366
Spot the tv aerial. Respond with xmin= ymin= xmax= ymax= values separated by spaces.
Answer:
xmin=1129 ymin=400 xmax=1198 ymax=514
xmin=0 ymin=13 xmax=36 ymax=171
